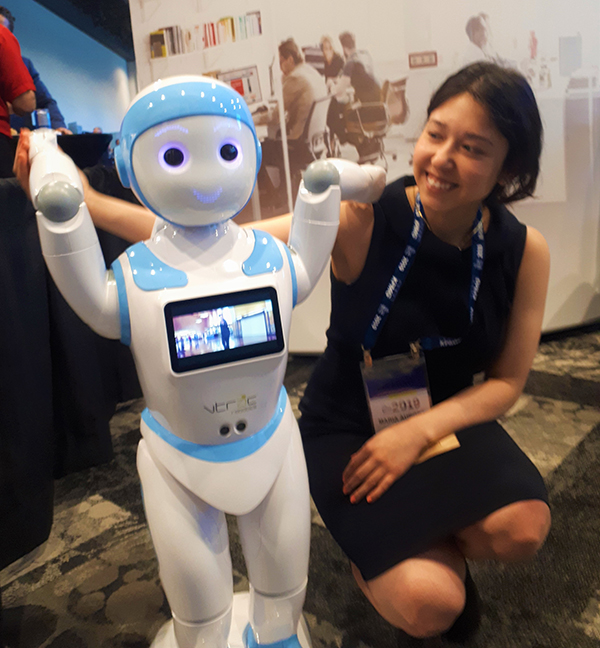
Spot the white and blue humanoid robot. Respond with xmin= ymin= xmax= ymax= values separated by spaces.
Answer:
xmin=27 ymin=75 xmax=384 ymax=648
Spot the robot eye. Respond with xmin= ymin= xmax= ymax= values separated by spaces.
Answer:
xmin=220 ymin=143 xmax=238 ymax=161
xmin=163 ymin=147 xmax=185 ymax=167
xmin=158 ymin=142 xmax=189 ymax=172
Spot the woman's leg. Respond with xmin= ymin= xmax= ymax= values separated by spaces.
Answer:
xmin=350 ymin=500 xmax=549 ymax=638
xmin=455 ymin=499 xmax=551 ymax=562
xmin=351 ymin=542 xmax=467 ymax=639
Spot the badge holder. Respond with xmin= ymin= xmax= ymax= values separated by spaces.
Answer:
xmin=359 ymin=192 xmax=483 ymax=464
xmin=361 ymin=345 xmax=460 ymax=463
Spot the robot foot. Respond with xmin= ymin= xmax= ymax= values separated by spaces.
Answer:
xmin=151 ymin=620 xmax=177 ymax=648
xmin=243 ymin=625 xmax=302 ymax=648
xmin=151 ymin=608 xmax=232 ymax=648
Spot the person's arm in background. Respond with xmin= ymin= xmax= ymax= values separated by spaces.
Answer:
xmin=9 ymin=88 xmax=34 ymax=115
xmin=0 ymin=26 xmax=35 ymax=116
xmin=281 ymin=73 xmax=308 ymax=140
xmin=330 ymin=74 xmax=352 ymax=100
xmin=329 ymin=57 xmax=353 ymax=101
xmin=19 ymin=57 xmax=71 ymax=134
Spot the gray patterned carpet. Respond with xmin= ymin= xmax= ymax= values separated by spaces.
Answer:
xmin=2 ymin=327 xmax=600 ymax=648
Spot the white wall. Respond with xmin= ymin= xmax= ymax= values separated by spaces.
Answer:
xmin=7 ymin=0 xmax=132 ymax=132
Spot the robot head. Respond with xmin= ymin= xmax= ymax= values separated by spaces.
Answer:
xmin=115 ymin=75 xmax=262 ymax=227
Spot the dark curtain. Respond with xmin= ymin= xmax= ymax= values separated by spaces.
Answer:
xmin=0 ymin=166 xmax=142 ymax=571
xmin=0 ymin=178 xmax=55 ymax=568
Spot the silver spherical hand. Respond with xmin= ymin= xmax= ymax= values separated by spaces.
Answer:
xmin=302 ymin=160 xmax=341 ymax=194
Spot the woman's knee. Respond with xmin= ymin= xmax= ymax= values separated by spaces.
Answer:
xmin=459 ymin=500 xmax=551 ymax=561
xmin=354 ymin=555 xmax=466 ymax=638
xmin=397 ymin=573 xmax=465 ymax=638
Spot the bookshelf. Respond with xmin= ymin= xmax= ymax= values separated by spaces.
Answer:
xmin=149 ymin=35 xmax=267 ymax=81
xmin=143 ymin=4 xmax=274 ymax=100
xmin=149 ymin=11 xmax=262 ymax=60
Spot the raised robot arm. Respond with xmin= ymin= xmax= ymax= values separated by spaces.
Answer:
xmin=28 ymin=128 xmax=121 ymax=339
xmin=288 ymin=158 xmax=385 ymax=304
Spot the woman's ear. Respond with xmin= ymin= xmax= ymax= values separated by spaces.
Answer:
xmin=496 ymin=169 xmax=514 ymax=188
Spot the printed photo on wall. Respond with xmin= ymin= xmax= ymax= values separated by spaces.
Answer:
xmin=131 ymin=0 xmax=599 ymax=218
xmin=252 ymin=31 xmax=410 ymax=218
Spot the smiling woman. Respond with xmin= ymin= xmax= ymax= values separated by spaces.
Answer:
xmin=412 ymin=94 xmax=510 ymax=248
xmin=298 ymin=61 xmax=550 ymax=642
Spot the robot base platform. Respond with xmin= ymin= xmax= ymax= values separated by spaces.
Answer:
xmin=151 ymin=592 xmax=312 ymax=648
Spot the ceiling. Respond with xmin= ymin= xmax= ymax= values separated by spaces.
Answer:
xmin=35 ymin=0 xmax=135 ymax=61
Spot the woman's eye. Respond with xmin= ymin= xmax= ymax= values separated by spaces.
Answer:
xmin=163 ymin=147 xmax=185 ymax=167
xmin=428 ymin=131 xmax=441 ymax=140
xmin=220 ymin=143 xmax=238 ymax=161
xmin=463 ymin=144 xmax=484 ymax=156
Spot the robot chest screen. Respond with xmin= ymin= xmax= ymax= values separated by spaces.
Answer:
xmin=164 ymin=286 xmax=285 ymax=373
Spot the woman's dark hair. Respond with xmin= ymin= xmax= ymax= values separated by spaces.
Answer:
xmin=427 ymin=61 xmax=543 ymax=204
xmin=278 ymin=38 xmax=303 ymax=65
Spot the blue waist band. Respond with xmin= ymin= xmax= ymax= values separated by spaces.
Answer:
xmin=141 ymin=386 xmax=287 ymax=463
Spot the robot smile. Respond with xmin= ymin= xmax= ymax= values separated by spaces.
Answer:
xmin=192 ymin=187 xmax=223 ymax=204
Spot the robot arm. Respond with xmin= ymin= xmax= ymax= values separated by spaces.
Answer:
xmin=29 ymin=129 xmax=121 ymax=339
xmin=288 ymin=159 xmax=385 ymax=304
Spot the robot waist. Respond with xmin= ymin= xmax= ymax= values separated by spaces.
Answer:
xmin=141 ymin=386 xmax=287 ymax=463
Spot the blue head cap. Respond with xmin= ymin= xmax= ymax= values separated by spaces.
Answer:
xmin=115 ymin=75 xmax=262 ymax=194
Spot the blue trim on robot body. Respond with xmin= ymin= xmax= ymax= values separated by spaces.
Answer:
xmin=243 ymin=625 xmax=302 ymax=648
xmin=281 ymin=245 xmax=298 ymax=307
xmin=127 ymin=242 xmax=188 ymax=290
xmin=142 ymin=386 xmax=287 ymax=462
xmin=110 ymin=258 xmax=131 ymax=346
xmin=242 ymin=230 xmax=284 ymax=276
xmin=113 ymin=222 xmax=294 ymax=451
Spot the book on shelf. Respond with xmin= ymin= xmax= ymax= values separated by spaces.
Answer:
xmin=150 ymin=30 xmax=167 ymax=58
xmin=218 ymin=17 xmax=235 ymax=44
xmin=200 ymin=10 xmax=262 ymax=49
xmin=237 ymin=16 xmax=247 ymax=41
xmin=160 ymin=25 xmax=184 ymax=55
xmin=202 ymin=22 xmax=216 ymax=48
xmin=246 ymin=11 xmax=262 ymax=37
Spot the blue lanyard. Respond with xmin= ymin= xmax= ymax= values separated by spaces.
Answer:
xmin=363 ymin=193 xmax=485 ymax=358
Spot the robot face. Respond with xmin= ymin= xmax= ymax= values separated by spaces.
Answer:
xmin=131 ymin=114 xmax=258 ymax=226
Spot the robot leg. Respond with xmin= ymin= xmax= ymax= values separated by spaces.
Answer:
xmin=138 ymin=440 xmax=234 ymax=648
xmin=237 ymin=418 xmax=311 ymax=647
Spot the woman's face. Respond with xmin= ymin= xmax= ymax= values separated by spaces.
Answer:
xmin=321 ymin=40 xmax=334 ymax=63
xmin=412 ymin=92 xmax=509 ymax=217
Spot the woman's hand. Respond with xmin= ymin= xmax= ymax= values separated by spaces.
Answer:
xmin=13 ymin=128 xmax=90 ymax=203
xmin=13 ymin=128 xmax=32 ymax=199
xmin=342 ymin=419 xmax=429 ymax=504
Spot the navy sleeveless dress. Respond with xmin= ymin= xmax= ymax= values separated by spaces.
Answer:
xmin=299 ymin=176 xmax=548 ymax=580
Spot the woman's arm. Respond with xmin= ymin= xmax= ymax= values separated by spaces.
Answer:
xmin=342 ymin=226 xmax=551 ymax=503
xmin=84 ymin=189 xmax=155 ymax=242
xmin=242 ymin=213 xmax=292 ymax=241
xmin=420 ymin=226 xmax=550 ymax=440
xmin=15 ymin=128 xmax=379 ymax=251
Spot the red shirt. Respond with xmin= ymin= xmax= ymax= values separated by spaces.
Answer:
xmin=0 ymin=25 xmax=35 ymax=138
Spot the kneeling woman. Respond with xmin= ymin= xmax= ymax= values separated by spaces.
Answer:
xmin=299 ymin=62 xmax=550 ymax=641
